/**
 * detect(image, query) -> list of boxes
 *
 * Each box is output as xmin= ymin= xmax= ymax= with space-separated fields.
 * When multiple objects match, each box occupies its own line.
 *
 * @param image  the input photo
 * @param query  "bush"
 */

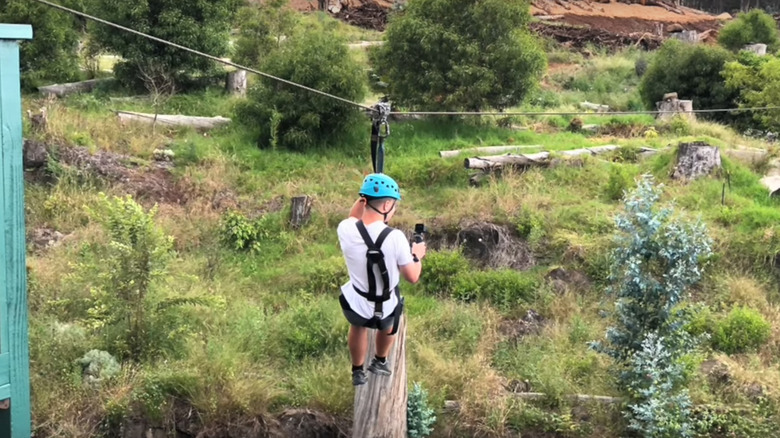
xmin=718 ymin=9 xmax=780 ymax=53
xmin=408 ymin=382 xmax=436 ymax=438
xmin=232 ymin=0 xmax=299 ymax=68
xmin=723 ymin=52 xmax=780 ymax=132
xmin=712 ymin=307 xmax=771 ymax=354
xmin=220 ymin=210 xmax=266 ymax=252
xmin=453 ymin=269 xmax=537 ymax=309
xmin=0 ymin=0 xmax=81 ymax=88
xmin=639 ymin=40 xmax=736 ymax=122
xmin=90 ymin=0 xmax=241 ymax=88
xmin=370 ymin=0 xmax=546 ymax=111
xmin=420 ymin=250 xmax=471 ymax=297
xmin=604 ymin=165 xmax=633 ymax=201
xmin=270 ymin=298 xmax=345 ymax=362
xmin=236 ymin=27 xmax=366 ymax=150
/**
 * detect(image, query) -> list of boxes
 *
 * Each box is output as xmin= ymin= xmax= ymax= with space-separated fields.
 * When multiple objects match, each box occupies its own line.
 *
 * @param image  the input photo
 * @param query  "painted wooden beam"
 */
xmin=0 ymin=23 xmax=33 ymax=438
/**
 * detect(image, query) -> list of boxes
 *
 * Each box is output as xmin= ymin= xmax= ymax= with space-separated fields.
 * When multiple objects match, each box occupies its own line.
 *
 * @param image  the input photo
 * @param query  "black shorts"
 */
xmin=339 ymin=293 xmax=397 ymax=331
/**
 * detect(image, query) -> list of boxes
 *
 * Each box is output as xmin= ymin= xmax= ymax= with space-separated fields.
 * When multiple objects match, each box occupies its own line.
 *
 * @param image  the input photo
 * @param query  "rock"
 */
xmin=457 ymin=222 xmax=535 ymax=270
xmin=746 ymin=382 xmax=765 ymax=401
xmin=23 ymin=139 xmax=49 ymax=168
xmin=700 ymin=359 xmax=730 ymax=385
xmin=153 ymin=148 xmax=175 ymax=162
xmin=546 ymin=267 xmax=591 ymax=293
xmin=29 ymin=228 xmax=65 ymax=251
xmin=500 ymin=309 xmax=546 ymax=341
xmin=666 ymin=23 xmax=684 ymax=33
xmin=278 ymin=409 xmax=346 ymax=438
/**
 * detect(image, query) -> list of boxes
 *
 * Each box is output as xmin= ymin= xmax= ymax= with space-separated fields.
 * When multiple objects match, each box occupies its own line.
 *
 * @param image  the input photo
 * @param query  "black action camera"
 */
xmin=413 ymin=223 xmax=428 ymax=244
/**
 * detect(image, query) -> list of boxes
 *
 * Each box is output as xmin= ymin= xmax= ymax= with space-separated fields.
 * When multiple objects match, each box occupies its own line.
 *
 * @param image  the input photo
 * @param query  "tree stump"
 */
xmin=671 ymin=142 xmax=721 ymax=181
xmin=226 ymin=70 xmax=248 ymax=97
xmin=671 ymin=30 xmax=698 ymax=44
xmin=743 ymin=44 xmax=767 ymax=56
xmin=656 ymin=96 xmax=694 ymax=121
xmin=289 ymin=196 xmax=312 ymax=229
xmin=352 ymin=316 xmax=407 ymax=438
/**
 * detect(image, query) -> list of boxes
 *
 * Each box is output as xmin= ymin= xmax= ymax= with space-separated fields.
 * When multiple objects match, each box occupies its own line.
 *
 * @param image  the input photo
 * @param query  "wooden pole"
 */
xmin=352 ymin=316 xmax=408 ymax=438
xmin=0 ymin=23 xmax=33 ymax=438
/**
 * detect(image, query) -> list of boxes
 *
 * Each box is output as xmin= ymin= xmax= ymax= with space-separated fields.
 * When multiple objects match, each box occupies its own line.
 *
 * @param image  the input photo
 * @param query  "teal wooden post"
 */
xmin=0 ymin=24 xmax=33 ymax=438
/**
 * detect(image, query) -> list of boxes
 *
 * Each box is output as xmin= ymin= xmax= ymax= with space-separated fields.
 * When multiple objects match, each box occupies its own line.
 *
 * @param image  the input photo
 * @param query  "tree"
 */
xmin=89 ymin=0 xmax=241 ymax=88
xmin=370 ymin=0 xmax=546 ymax=111
xmin=235 ymin=28 xmax=366 ymax=151
xmin=718 ymin=9 xmax=780 ymax=53
xmin=639 ymin=39 xmax=737 ymax=121
xmin=0 ymin=0 xmax=83 ymax=88
xmin=723 ymin=51 xmax=780 ymax=131
xmin=138 ymin=60 xmax=176 ymax=134
xmin=232 ymin=0 xmax=299 ymax=68
xmin=591 ymin=175 xmax=712 ymax=438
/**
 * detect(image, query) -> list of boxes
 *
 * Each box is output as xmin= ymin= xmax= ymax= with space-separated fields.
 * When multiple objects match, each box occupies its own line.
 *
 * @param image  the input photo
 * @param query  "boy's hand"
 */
xmin=412 ymin=242 xmax=427 ymax=260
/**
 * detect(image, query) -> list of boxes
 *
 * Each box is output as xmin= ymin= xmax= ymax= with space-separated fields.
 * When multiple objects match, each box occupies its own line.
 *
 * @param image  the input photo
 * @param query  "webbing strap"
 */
xmin=355 ymin=221 xmax=394 ymax=317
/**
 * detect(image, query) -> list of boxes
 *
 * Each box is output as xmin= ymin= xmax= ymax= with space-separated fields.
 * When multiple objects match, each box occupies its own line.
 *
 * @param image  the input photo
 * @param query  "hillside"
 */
xmin=17 ymin=3 xmax=780 ymax=438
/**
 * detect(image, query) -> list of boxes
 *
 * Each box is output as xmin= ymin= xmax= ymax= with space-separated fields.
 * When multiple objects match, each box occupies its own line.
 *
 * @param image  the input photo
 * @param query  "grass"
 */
xmin=22 ymin=39 xmax=780 ymax=438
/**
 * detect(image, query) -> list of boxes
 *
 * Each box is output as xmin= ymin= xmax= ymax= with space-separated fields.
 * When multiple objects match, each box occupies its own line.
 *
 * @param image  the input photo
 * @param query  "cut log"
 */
xmin=464 ymin=145 xmax=656 ymax=170
xmin=743 ymin=44 xmax=767 ymax=56
xmin=353 ymin=316 xmax=407 ymax=438
xmin=670 ymin=142 xmax=721 ymax=181
xmin=115 ymin=111 xmax=231 ymax=130
xmin=440 ymin=145 xmax=543 ymax=158
xmin=579 ymin=101 xmax=610 ymax=112
xmin=38 ymin=78 xmax=113 ymax=98
xmin=226 ymin=70 xmax=248 ymax=97
xmin=290 ymin=196 xmax=313 ymax=230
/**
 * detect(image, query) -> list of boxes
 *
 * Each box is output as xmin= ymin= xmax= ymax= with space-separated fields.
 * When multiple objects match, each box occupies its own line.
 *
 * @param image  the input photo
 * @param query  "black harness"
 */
xmin=353 ymin=220 xmax=404 ymax=335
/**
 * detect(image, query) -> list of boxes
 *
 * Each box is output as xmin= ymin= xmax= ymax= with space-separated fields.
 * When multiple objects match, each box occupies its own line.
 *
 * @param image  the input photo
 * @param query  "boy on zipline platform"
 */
xmin=337 ymin=173 xmax=427 ymax=386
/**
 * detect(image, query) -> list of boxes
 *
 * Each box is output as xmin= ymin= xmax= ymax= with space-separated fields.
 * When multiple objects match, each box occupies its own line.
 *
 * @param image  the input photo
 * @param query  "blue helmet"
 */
xmin=359 ymin=173 xmax=401 ymax=200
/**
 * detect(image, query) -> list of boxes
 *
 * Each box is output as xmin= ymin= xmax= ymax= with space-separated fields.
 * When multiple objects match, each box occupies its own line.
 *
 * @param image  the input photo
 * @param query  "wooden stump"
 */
xmin=671 ymin=142 xmax=721 ymax=181
xmin=290 ymin=196 xmax=312 ymax=230
xmin=743 ymin=44 xmax=767 ymax=56
xmin=353 ymin=316 xmax=407 ymax=438
xmin=226 ymin=70 xmax=248 ymax=97
xmin=671 ymin=30 xmax=698 ymax=43
xmin=657 ymin=97 xmax=694 ymax=121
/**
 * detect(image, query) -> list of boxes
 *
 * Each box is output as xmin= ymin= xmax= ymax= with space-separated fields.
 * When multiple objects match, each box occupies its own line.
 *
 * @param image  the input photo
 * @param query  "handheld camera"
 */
xmin=413 ymin=223 xmax=428 ymax=244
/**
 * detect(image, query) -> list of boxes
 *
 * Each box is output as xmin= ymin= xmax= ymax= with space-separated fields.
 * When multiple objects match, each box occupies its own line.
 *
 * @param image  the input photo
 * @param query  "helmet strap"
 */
xmin=366 ymin=200 xmax=396 ymax=223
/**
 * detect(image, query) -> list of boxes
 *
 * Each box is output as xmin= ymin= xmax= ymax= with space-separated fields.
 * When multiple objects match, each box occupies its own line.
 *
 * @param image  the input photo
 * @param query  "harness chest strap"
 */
xmin=354 ymin=220 xmax=394 ymax=318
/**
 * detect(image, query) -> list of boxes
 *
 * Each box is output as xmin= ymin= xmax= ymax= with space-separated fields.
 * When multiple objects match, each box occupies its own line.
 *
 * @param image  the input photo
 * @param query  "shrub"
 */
xmin=639 ymin=40 xmax=736 ymax=121
xmin=718 ymin=9 xmax=780 ymax=53
xmin=420 ymin=250 xmax=471 ymax=297
xmin=453 ymin=269 xmax=537 ymax=309
xmin=0 ymin=0 xmax=81 ymax=88
xmin=270 ymin=298 xmax=345 ymax=361
xmin=713 ymin=307 xmax=771 ymax=354
xmin=77 ymin=349 xmax=120 ymax=388
xmin=82 ymin=194 xmax=214 ymax=360
xmin=370 ymin=0 xmax=546 ymax=111
xmin=220 ymin=210 xmax=265 ymax=252
xmin=236 ymin=27 xmax=366 ymax=150
xmin=723 ymin=52 xmax=780 ymax=132
xmin=604 ymin=165 xmax=633 ymax=201
xmin=90 ymin=0 xmax=241 ymax=88
xmin=408 ymin=382 xmax=436 ymax=438
xmin=232 ymin=0 xmax=299 ymax=68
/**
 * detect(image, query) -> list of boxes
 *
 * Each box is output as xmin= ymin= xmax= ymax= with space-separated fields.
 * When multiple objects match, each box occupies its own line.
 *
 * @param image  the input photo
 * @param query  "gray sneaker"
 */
xmin=352 ymin=369 xmax=367 ymax=386
xmin=368 ymin=358 xmax=391 ymax=376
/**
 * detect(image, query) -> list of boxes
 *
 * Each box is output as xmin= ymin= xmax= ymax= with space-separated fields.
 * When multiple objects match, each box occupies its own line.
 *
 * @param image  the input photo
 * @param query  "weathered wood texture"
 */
xmin=352 ymin=316 xmax=407 ymax=438
xmin=38 ymin=78 xmax=112 ymax=98
xmin=116 ymin=111 xmax=231 ymax=130
xmin=464 ymin=145 xmax=656 ymax=170
xmin=743 ymin=44 xmax=767 ymax=56
xmin=0 ymin=26 xmax=33 ymax=438
xmin=440 ymin=145 xmax=543 ymax=158
xmin=657 ymin=98 xmax=694 ymax=121
xmin=670 ymin=142 xmax=721 ymax=180
xmin=226 ymin=70 xmax=248 ymax=97
xmin=290 ymin=196 xmax=312 ymax=229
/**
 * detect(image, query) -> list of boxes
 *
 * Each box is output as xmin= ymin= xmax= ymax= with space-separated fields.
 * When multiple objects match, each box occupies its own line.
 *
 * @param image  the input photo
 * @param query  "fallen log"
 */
xmin=38 ymin=78 xmax=113 ymax=98
xmin=579 ymin=101 xmax=610 ymax=112
xmin=115 ymin=111 xmax=231 ymax=130
xmin=464 ymin=145 xmax=656 ymax=170
xmin=440 ymin=145 xmax=543 ymax=158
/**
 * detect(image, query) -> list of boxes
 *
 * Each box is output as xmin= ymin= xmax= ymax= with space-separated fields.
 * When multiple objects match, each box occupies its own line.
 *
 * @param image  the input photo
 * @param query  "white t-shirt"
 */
xmin=337 ymin=217 xmax=414 ymax=319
